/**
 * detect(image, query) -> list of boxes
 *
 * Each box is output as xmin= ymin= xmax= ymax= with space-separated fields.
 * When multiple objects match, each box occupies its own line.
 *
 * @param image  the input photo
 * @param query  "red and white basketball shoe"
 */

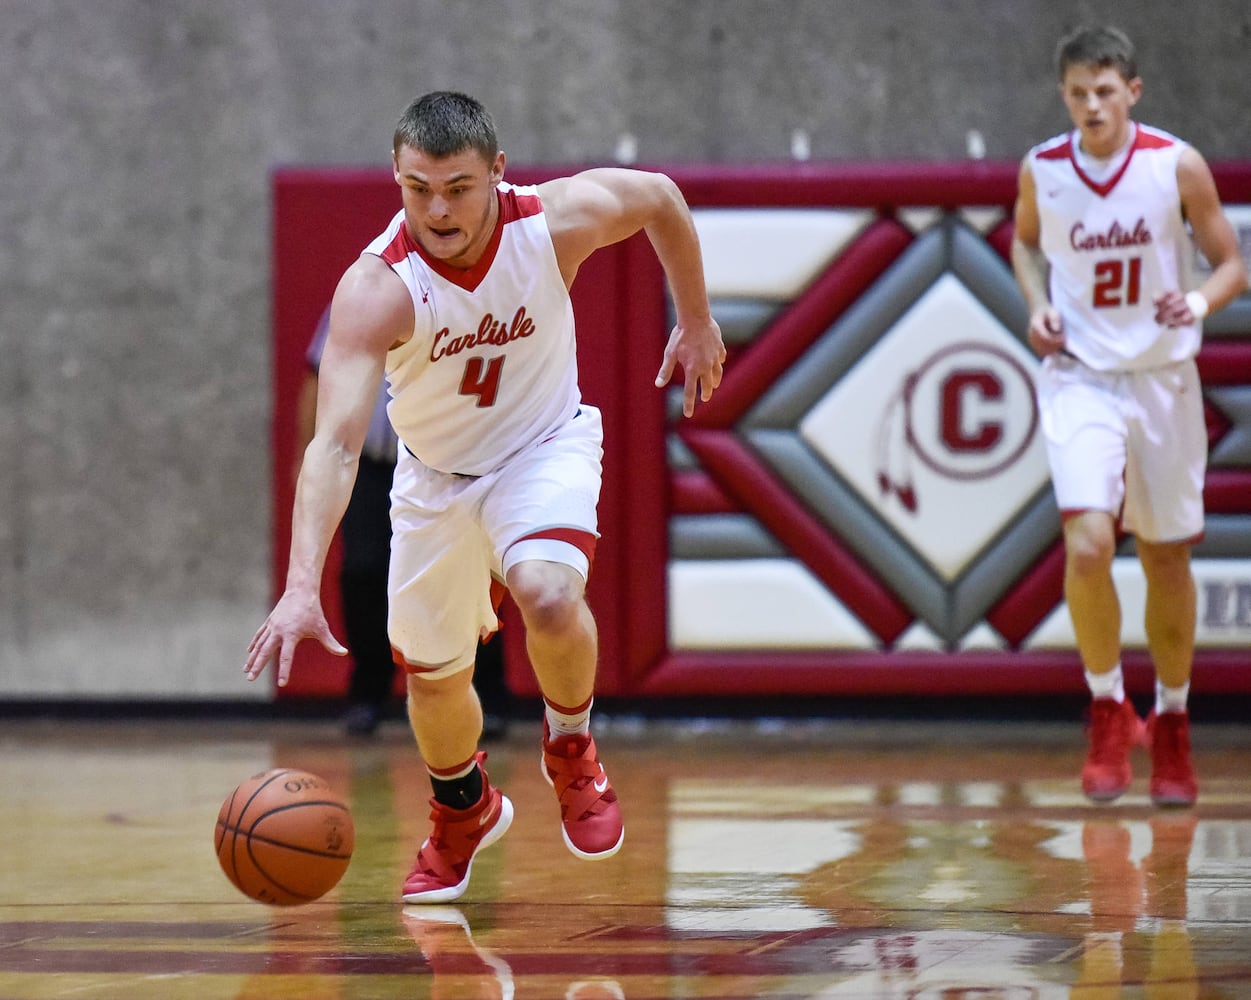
xmin=402 ymin=752 xmax=514 ymax=903
xmin=541 ymin=723 xmax=625 ymax=860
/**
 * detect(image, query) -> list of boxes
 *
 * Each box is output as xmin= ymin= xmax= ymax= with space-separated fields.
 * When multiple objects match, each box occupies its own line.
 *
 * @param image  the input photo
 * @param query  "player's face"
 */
xmin=393 ymin=144 xmax=505 ymax=268
xmin=1059 ymin=64 xmax=1141 ymax=158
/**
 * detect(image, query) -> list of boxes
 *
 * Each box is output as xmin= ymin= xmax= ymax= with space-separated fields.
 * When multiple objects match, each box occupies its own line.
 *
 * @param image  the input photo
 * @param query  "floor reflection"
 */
xmin=1 ymin=720 xmax=1249 ymax=999
xmin=659 ymin=767 xmax=1249 ymax=996
xmin=401 ymin=906 xmax=517 ymax=1000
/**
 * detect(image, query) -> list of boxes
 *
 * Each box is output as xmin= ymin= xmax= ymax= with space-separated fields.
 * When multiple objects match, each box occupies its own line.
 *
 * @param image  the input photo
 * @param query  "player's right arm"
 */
xmin=1010 ymin=158 xmax=1066 ymax=358
xmin=293 ymin=368 xmax=319 ymax=487
xmin=245 ymin=255 xmax=414 ymax=687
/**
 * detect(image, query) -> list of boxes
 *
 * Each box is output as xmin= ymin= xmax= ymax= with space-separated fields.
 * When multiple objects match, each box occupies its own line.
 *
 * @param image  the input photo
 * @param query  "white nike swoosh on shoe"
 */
xmin=478 ymin=804 xmax=497 ymax=827
xmin=593 ymin=776 xmax=608 ymax=793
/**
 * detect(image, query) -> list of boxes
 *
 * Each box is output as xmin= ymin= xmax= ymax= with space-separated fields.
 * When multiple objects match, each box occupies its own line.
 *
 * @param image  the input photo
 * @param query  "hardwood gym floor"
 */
xmin=2 ymin=712 xmax=1250 ymax=998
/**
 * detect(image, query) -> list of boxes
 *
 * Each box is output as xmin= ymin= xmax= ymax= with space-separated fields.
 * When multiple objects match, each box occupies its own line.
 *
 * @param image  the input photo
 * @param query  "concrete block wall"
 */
xmin=2 ymin=1 xmax=1248 ymax=699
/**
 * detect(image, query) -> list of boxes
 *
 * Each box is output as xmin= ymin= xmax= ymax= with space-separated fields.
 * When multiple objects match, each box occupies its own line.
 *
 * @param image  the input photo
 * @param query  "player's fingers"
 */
xmin=682 ymin=374 xmax=699 ymax=417
xmin=243 ymin=640 xmax=270 ymax=680
xmin=277 ymin=644 xmax=295 ymax=688
xmin=319 ymin=624 xmax=348 ymax=657
xmin=654 ymin=353 xmax=675 ymax=388
xmin=242 ymin=650 xmax=267 ymax=685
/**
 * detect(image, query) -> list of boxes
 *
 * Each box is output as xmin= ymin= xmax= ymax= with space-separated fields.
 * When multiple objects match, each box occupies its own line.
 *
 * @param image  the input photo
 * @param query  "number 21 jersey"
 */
xmin=1030 ymin=123 xmax=1199 ymax=372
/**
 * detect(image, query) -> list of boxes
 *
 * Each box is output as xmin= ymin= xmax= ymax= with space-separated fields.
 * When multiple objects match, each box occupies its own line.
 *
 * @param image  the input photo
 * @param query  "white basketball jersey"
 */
xmin=1029 ymin=124 xmax=1199 ymax=371
xmin=365 ymin=183 xmax=580 ymax=475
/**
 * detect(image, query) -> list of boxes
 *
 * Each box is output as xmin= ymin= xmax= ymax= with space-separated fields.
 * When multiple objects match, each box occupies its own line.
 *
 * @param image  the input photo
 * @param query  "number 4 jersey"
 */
xmin=1030 ymin=123 xmax=1200 ymax=372
xmin=368 ymin=182 xmax=580 ymax=475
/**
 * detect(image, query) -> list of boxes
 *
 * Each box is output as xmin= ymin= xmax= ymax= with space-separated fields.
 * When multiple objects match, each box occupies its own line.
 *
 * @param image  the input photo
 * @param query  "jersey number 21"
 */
xmin=1093 ymin=257 xmax=1142 ymax=308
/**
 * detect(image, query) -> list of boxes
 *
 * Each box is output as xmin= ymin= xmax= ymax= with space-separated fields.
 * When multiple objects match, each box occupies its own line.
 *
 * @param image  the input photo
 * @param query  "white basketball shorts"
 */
xmin=1035 ymin=353 xmax=1206 ymax=543
xmin=386 ymin=405 xmax=604 ymax=679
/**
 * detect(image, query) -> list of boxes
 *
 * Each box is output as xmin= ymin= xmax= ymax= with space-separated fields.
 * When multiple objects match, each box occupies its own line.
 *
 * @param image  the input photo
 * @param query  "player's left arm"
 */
xmin=543 ymin=168 xmax=726 ymax=416
xmin=1156 ymin=146 xmax=1248 ymax=326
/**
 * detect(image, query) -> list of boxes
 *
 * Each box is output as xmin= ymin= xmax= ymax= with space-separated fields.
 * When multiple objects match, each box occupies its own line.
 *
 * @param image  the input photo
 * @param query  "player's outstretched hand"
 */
xmin=655 ymin=315 xmax=727 ymax=417
xmin=244 ymin=590 xmax=347 ymax=688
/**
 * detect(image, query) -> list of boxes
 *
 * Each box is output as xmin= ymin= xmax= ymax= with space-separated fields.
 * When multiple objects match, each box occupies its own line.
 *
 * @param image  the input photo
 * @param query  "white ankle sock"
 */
xmin=1155 ymin=679 xmax=1190 ymax=715
xmin=1086 ymin=664 xmax=1125 ymax=702
xmin=545 ymin=696 xmax=592 ymax=738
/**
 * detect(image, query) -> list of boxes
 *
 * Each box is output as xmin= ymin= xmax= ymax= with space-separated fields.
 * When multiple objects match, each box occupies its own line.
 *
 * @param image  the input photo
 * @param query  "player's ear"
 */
xmin=1127 ymin=76 xmax=1142 ymax=106
xmin=490 ymin=151 xmax=506 ymax=187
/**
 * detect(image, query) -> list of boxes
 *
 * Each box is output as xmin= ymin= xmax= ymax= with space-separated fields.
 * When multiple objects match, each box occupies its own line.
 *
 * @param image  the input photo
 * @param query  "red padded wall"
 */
xmin=271 ymin=163 xmax=1251 ymax=700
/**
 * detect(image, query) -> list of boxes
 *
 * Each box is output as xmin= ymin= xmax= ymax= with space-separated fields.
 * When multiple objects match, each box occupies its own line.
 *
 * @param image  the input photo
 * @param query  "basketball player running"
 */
xmin=245 ymin=91 xmax=725 ymax=901
xmin=1011 ymin=26 xmax=1246 ymax=806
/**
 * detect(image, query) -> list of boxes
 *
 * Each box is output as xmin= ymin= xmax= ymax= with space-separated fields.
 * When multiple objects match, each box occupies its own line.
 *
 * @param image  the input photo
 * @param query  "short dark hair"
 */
xmin=392 ymin=91 xmax=499 ymax=161
xmin=1055 ymin=25 xmax=1138 ymax=81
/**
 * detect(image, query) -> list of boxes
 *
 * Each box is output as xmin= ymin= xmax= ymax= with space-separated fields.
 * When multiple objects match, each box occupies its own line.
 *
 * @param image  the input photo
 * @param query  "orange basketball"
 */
xmin=215 ymin=768 xmax=355 ymax=905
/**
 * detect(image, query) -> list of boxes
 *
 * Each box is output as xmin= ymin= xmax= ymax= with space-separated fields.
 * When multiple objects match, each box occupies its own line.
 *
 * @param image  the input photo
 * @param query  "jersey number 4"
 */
xmin=459 ymin=356 xmax=504 ymax=407
xmin=1093 ymin=257 xmax=1142 ymax=308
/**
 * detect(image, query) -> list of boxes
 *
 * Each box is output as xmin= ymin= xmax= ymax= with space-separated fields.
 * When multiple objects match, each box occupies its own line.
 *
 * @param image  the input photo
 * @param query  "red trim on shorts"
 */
xmin=392 ymin=644 xmax=441 ymax=676
xmin=544 ymin=694 xmax=593 ymax=715
xmin=513 ymin=527 xmax=598 ymax=567
xmin=1058 ymin=509 xmax=1205 ymax=546
xmin=1138 ymin=530 xmax=1205 ymax=546
xmin=393 ymin=583 xmax=508 ymax=673
xmin=490 ymin=578 xmax=507 ymax=614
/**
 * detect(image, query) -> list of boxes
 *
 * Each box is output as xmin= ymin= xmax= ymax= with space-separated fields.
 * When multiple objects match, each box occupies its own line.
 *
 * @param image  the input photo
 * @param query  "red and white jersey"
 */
xmin=365 ymin=182 xmax=580 ymax=475
xmin=1029 ymin=123 xmax=1199 ymax=371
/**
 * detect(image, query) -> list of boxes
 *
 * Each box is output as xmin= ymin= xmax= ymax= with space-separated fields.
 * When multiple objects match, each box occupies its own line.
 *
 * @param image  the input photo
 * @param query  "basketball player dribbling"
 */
xmin=245 ymin=91 xmax=725 ymax=902
xmin=1011 ymin=26 xmax=1247 ymax=806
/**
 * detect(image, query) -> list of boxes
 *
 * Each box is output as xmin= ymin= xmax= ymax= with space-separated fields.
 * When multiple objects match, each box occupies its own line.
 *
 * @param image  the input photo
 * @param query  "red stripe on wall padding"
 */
xmin=1198 ymin=340 xmax=1251 ymax=384
xmin=984 ymin=542 xmax=1066 ymax=647
xmin=688 ymin=219 xmax=914 ymax=429
xmin=681 ymin=428 xmax=913 ymax=643
xmin=667 ymin=161 xmax=1022 ymax=209
xmin=670 ymin=471 xmax=740 ymax=514
xmin=634 ymin=648 xmax=1251 ymax=696
xmin=1205 ymin=469 xmax=1251 ymax=513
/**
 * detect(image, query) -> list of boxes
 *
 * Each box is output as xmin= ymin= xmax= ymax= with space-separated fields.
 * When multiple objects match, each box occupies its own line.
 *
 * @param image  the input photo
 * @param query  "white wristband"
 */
xmin=1184 ymin=290 xmax=1210 ymax=321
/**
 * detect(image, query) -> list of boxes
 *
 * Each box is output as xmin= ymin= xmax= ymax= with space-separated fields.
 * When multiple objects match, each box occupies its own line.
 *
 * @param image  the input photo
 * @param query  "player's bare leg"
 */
xmin=1064 ymin=511 xmax=1142 ymax=801
xmin=1137 ymin=538 xmax=1199 ymax=805
xmin=507 ymin=558 xmax=624 ymax=859
xmin=407 ymin=669 xmax=485 ymax=769
xmin=402 ymin=666 xmax=513 ymax=903
xmin=506 ymin=560 xmax=598 ymax=707
xmin=1063 ymin=511 xmax=1122 ymax=677
xmin=1136 ymin=539 xmax=1196 ymax=690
